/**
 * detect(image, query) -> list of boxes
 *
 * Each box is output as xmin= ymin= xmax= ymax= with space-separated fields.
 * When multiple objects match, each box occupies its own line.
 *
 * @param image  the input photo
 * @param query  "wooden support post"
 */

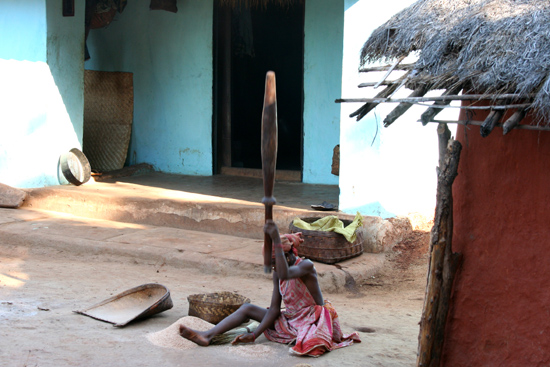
xmin=436 ymin=123 xmax=451 ymax=176
xmin=417 ymin=138 xmax=463 ymax=367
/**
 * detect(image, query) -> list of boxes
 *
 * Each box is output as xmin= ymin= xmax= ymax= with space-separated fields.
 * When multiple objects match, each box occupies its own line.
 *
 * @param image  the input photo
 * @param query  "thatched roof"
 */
xmin=345 ymin=0 xmax=550 ymax=133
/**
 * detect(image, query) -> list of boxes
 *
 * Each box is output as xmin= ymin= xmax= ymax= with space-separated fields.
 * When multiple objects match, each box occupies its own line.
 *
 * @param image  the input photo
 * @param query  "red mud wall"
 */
xmin=442 ymin=111 xmax=550 ymax=366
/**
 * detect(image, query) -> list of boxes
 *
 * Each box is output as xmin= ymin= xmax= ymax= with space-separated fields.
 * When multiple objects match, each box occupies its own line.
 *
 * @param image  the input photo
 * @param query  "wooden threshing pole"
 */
xmin=261 ymin=71 xmax=278 ymax=274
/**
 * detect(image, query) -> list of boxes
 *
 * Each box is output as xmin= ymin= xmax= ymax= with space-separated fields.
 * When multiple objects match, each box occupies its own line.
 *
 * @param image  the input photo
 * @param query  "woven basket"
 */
xmin=188 ymin=292 xmax=250 ymax=325
xmin=289 ymin=217 xmax=363 ymax=264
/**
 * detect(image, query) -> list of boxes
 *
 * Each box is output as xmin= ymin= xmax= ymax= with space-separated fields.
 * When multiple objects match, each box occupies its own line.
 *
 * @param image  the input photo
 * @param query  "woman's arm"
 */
xmin=254 ymin=272 xmax=282 ymax=337
xmin=264 ymin=220 xmax=325 ymax=305
xmin=265 ymin=220 xmax=315 ymax=280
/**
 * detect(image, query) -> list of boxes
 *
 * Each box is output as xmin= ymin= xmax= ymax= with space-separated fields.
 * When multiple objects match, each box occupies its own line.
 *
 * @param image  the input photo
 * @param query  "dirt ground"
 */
xmin=0 ymin=219 xmax=431 ymax=367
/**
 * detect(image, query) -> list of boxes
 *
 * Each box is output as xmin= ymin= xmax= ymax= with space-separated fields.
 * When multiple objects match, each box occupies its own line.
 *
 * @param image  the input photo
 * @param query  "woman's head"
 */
xmin=262 ymin=232 xmax=304 ymax=266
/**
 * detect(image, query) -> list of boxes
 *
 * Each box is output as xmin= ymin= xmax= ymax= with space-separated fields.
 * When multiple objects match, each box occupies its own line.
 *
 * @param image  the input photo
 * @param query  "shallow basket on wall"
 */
xmin=289 ymin=217 xmax=363 ymax=264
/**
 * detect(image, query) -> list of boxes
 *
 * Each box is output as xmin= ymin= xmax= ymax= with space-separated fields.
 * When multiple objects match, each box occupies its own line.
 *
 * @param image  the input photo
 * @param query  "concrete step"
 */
xmin=0 ymin=208 xmax=386 ymax=293
xmin=21 ymin=180 xmax=336 ymax=240
xmin=20 ymin=173 xmax=413 ymax=253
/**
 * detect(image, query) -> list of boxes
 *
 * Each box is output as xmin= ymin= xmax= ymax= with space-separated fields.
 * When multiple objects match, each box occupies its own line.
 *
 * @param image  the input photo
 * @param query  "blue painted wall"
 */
xmin=47 ymin=0 xmax=85 ymax=144
xmin=0 ymin=0 xmax=84 ymax=188
xmin=86 ymin=0 xmax=344 ymax=184
xmin=0 ymin=0 xmax=47 ymax=62
xmin=85 ymin=0 xmax=214 ymax=176
xmin=302 ymin=0 xmax=344 ymax=185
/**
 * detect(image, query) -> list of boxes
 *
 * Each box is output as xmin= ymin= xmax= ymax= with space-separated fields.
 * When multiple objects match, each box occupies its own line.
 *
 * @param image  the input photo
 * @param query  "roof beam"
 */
xmin=422 ymin=119 xmax=550 ymax=133
xmin=358 ymin=63 xmax=415 ymax=73
xmin=373 ymin=56 xmax=406 ymax=89
xmin=502 ymin=109 xmax=527 ymax=135
xmin=480 ymin=110 xmax=505 ymax=137
xmin=336 ymin=93 xmax=535 ymax=104
xmin=383 ymin=86 xmax=429 ymax=127
xmin=349 ymin=82 xmax=400 ymax=121
xmin=420 ymin=85 xmax=463 ymax=125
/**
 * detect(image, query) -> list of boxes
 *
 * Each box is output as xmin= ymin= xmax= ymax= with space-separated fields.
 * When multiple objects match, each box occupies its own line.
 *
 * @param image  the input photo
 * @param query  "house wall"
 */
xmin=46 ymin=0 xmax=85 ymax=144
xmin=302 ymin=0 xmax=343 ymax=185
xmin=86 ymin=0 xmax=344 ymax=183
xmin=442 ymin=111 xmax=550 ymax=365
xmin=338 ymin=0 xmax=458 ymax=218
xmin=85 ymin=0 xmax=214 ymax=176
xmin=0 ymin=0 xmax=84 ymax=188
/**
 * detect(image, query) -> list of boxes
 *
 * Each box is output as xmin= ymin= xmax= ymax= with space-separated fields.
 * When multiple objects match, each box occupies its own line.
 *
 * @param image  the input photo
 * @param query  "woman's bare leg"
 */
xmin=179 ymin=303 xmax=267 ymax=346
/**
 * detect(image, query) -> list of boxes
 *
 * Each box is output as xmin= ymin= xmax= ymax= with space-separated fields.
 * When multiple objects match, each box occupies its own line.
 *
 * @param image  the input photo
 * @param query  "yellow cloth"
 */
xmin=292 ymin=212 xmax=363 ymax=243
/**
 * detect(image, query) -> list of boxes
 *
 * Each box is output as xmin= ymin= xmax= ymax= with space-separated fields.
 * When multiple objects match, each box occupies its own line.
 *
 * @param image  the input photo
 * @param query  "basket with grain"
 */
xmin=187 ymin=292 xmax=250 ymax=325
xmin=289 ymin=217 xmax=363 ymax=264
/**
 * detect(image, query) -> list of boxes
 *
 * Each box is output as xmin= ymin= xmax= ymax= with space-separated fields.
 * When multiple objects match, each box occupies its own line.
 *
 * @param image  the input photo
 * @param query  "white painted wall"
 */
xmin=0 ymin=0 xmax=84 ymax=188
xmin=85 ymin=0 xmax=214 ymax=176
xmin=302 ymin=0 xmax=344 ymax=185
xmin=339 ymin=0 xmax=458 ymax=218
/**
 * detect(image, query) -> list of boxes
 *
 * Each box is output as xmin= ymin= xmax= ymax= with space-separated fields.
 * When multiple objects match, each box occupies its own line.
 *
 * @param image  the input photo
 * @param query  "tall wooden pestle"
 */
xmin=261 ymin=71 xmax=278 ymax=273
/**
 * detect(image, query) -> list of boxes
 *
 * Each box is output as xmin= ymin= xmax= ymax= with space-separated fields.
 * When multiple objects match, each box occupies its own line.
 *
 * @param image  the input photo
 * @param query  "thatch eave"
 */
xmin=351 ymin=0 xmax=550 ymax=130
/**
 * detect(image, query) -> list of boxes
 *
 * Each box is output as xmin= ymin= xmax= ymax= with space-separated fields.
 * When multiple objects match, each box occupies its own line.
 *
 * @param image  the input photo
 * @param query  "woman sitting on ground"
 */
xmin=179 ymin=220 xmax=360 ymax=357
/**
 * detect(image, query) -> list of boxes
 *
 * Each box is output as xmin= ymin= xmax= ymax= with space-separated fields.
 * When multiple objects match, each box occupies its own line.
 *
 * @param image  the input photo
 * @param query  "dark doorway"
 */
xmin=213 ymin=2 xmax=304 ymax=178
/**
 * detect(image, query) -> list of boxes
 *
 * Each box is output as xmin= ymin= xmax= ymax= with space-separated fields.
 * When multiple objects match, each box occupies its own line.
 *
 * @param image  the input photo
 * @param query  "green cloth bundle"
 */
xmin=292 ymin=212 xmax=363 ymax=243
xmin=210 ymin=321 xmax=259 ymax=345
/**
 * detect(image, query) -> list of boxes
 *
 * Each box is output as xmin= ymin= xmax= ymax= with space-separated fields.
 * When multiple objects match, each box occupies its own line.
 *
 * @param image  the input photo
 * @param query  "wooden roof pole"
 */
xmin=350 ymin=71 xmax=413 ymax=121
xmin=420 ymin=85 xmax=463 ymax=126
xmin=358 ymin=63 xmax=416 ymax=73
xmin=373 ymin=56 xmax=406 ymax=89
xmin=422 ymin=119 xmax=550 ymax=132
xmin=480 ymin=110 xmax=505 ymax=137
xmin=336 ymin=93 xmax=536 ymax=104
xmin=349 ymin=82 xmax=401 ymax=121
xmin=383 ymin=86 xmax=429 ymax=127
xmin=503 ymin=109 xmax=527 ymax=135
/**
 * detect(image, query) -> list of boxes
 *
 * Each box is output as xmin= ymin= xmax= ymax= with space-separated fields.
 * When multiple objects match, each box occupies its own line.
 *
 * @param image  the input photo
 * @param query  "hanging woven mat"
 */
xmin=289 ymin=217 xmax=363 ymax=264
xmin=83 ymin=70 xmax=133 ymax=172
xmin=188 ymin=292 xmax=250 ymax=325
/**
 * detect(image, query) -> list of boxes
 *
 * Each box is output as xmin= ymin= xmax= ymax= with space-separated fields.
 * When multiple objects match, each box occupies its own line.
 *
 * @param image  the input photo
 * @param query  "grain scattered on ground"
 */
xmin=224 ymin=342 xmax=278 ymax=358
xmin=146 ymin=316 xmax=213 ymax=350
xmin=147 ymin=316 xmax=284 ymax=360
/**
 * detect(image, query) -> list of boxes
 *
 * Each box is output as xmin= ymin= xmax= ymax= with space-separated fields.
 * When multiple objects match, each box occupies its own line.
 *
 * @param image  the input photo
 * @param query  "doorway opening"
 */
xmin=213 ymin=1 xmax=305 ymax=180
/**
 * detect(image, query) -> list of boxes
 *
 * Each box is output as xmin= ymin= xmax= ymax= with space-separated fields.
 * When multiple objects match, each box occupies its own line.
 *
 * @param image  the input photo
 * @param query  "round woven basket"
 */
xmin=187 ymin=292 xmax=250 ymax=325
xmin=289 ymin=217 xmax=364 ymax=264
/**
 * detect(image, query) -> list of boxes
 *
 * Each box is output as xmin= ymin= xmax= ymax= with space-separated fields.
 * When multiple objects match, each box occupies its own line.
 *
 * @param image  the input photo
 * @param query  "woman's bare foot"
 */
xmin=179 ymin=325 xmax=211 ymax=346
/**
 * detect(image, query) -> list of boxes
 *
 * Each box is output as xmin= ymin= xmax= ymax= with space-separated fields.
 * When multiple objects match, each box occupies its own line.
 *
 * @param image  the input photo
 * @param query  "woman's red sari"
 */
xmin=264 ymin=258 xmax=361 ymax=357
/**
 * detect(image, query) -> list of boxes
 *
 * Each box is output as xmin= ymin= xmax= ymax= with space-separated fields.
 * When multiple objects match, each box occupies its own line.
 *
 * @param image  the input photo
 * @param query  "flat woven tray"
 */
xmin=188 ymin=292 xmax=250 ymax=325
xmin=74 ymin=283 xmax=173 ymax=327
xmin=289 ymin=217 xmax=363 ymax=264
